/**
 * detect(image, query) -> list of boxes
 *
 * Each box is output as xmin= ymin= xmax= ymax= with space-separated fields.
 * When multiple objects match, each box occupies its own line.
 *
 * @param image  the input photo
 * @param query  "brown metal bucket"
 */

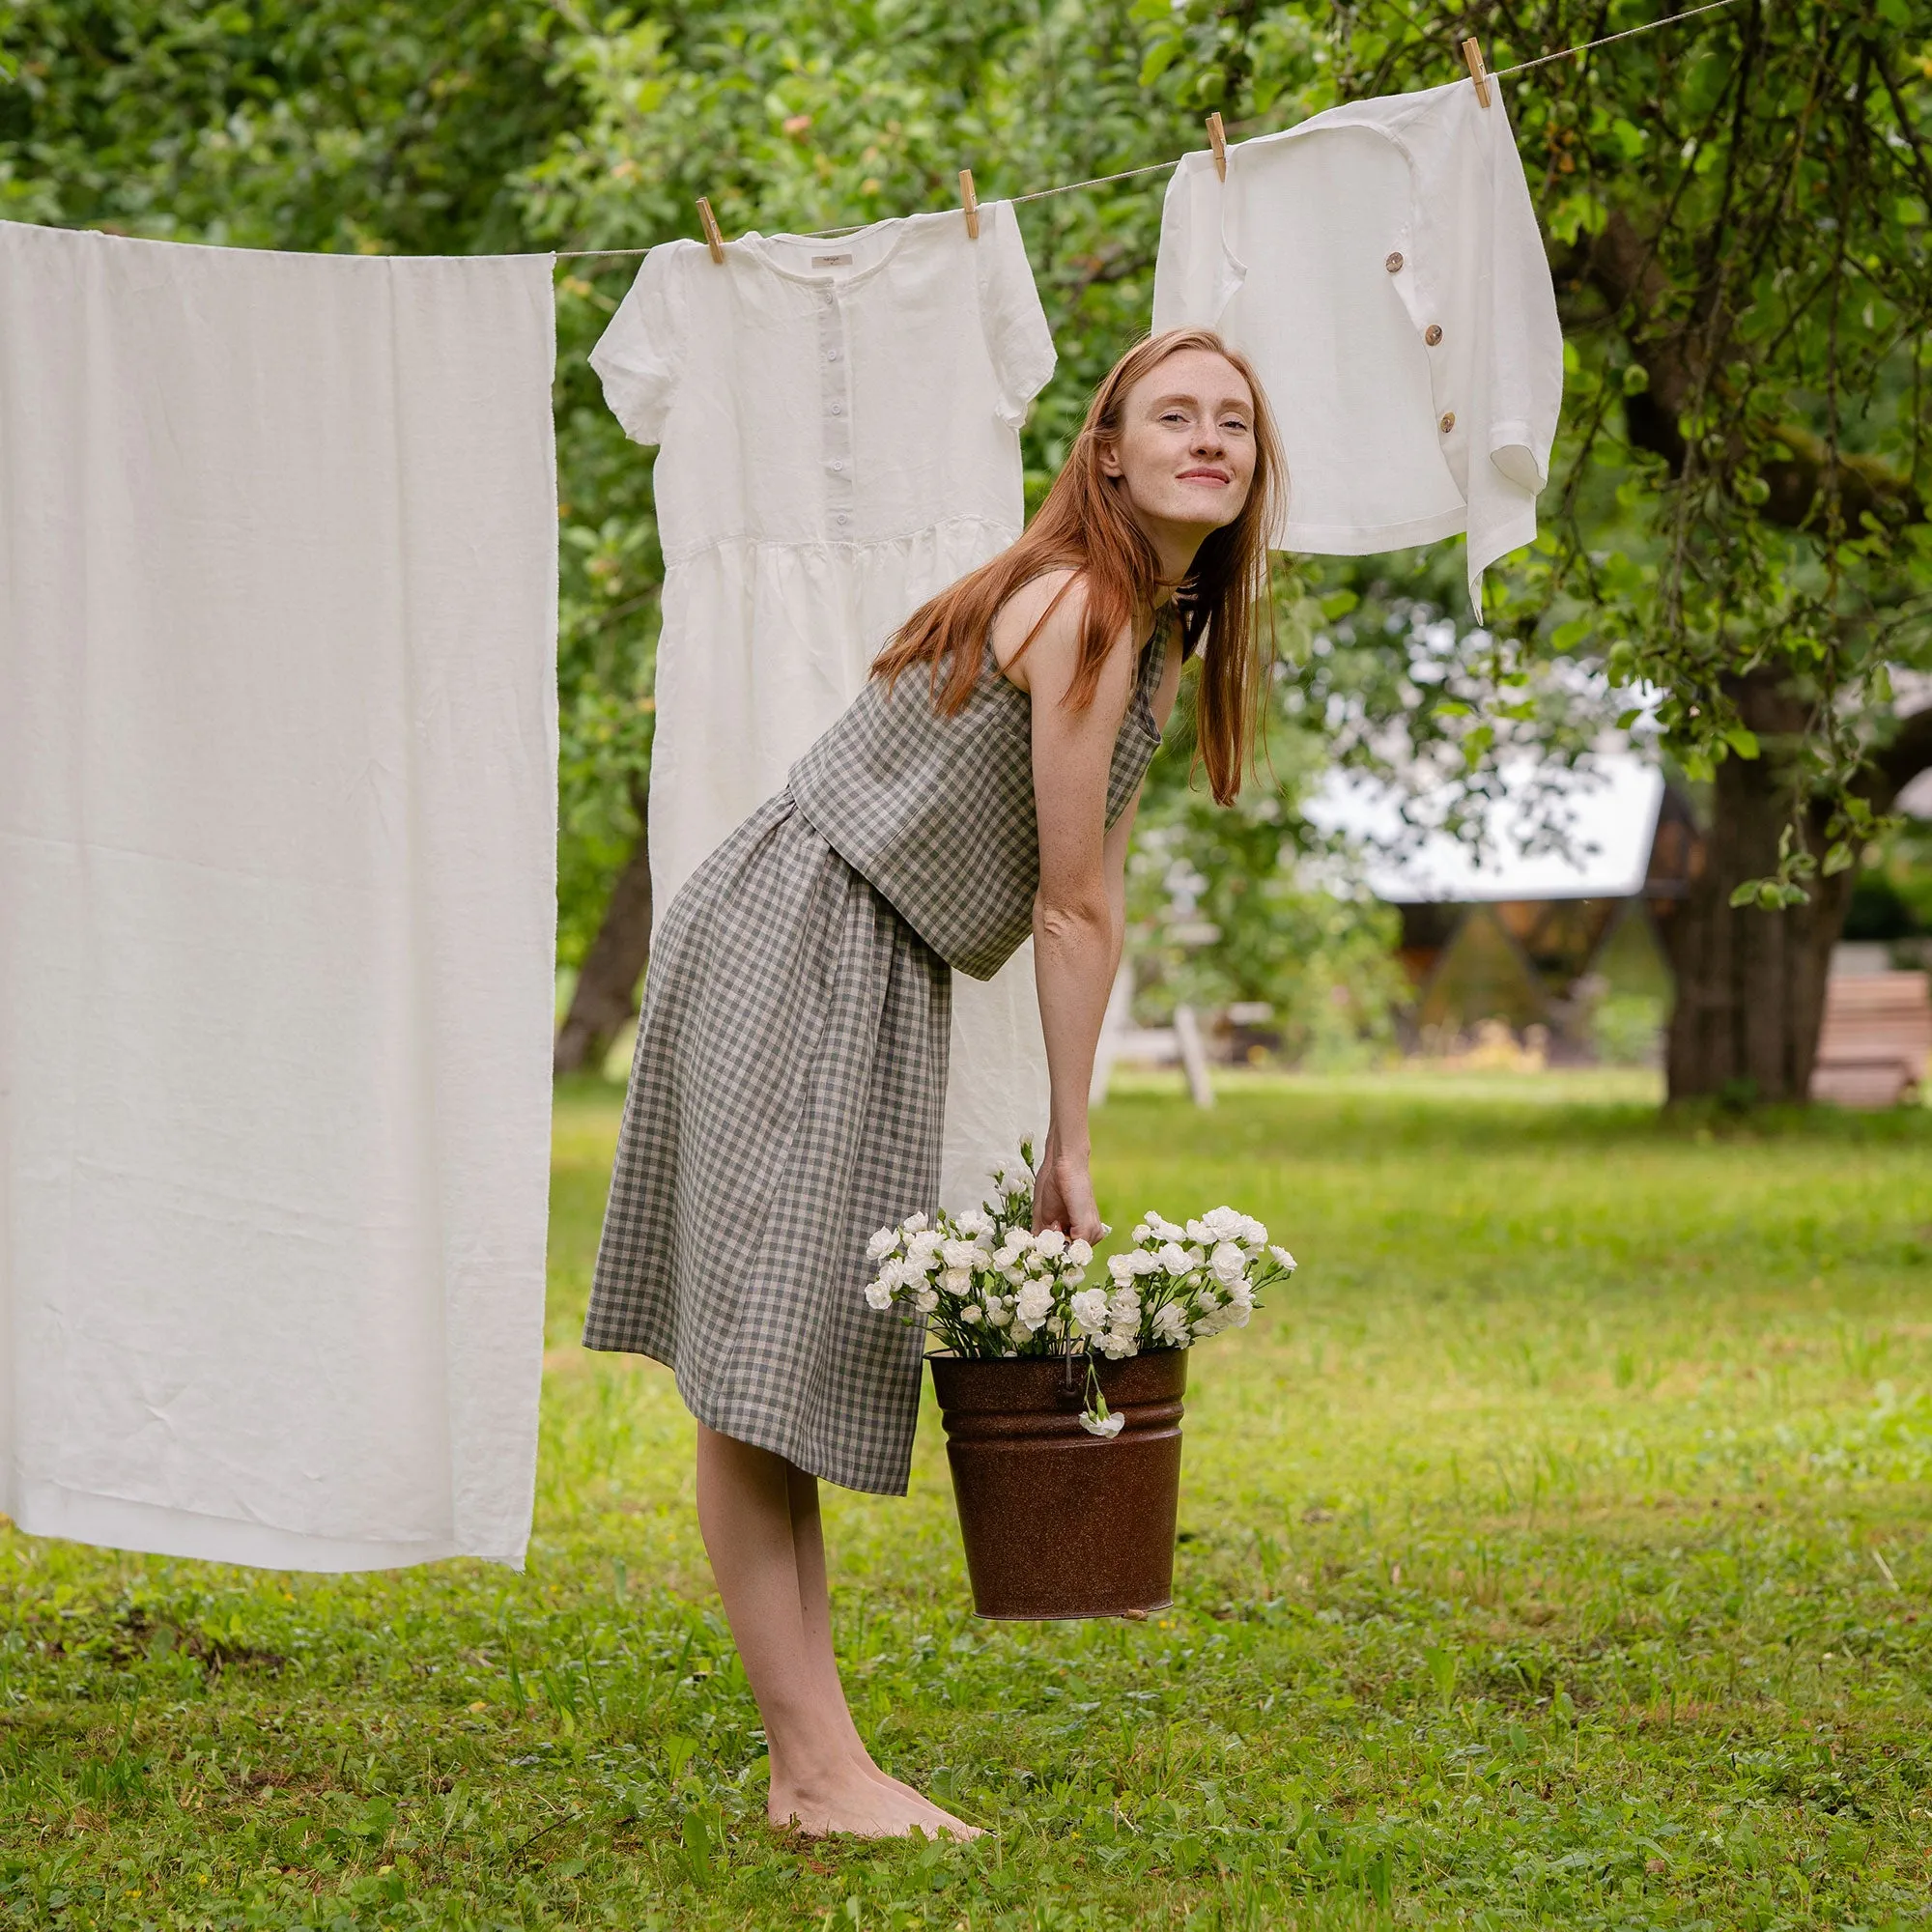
xmin=927 ymin=1349 xmax=1187 ymax=1619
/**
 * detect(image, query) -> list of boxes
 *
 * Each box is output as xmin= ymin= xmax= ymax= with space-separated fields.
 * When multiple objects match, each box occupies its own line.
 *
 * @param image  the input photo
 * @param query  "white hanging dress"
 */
xmin=590 ymin=204 xmax=1057 ymax=1209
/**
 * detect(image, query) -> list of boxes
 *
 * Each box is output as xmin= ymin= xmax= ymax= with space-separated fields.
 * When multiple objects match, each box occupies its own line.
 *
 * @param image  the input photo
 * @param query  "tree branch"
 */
xmin=1577 ymin=209 xmax=1926 ymax=534
xmin=1865 ymin=705 xmax=1932 ymax=811
xmin=1756 ymin=423 xmax=1921 ymax=536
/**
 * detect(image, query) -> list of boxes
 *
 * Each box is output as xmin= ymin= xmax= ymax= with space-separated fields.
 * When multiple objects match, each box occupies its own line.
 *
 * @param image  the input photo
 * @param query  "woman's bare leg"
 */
xmin=782 ymin=1464 xmax=976 ymax=1822
xmin=693 ymin=1424 xmax=978 ymax=1838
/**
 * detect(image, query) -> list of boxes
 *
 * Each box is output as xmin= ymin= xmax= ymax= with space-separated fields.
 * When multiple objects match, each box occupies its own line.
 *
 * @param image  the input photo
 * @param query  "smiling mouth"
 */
xmin=1178 ymin=469 xmax=1231 ymax=484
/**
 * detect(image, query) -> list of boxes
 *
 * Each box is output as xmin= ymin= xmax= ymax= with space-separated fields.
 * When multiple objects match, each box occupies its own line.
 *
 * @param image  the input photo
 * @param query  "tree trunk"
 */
xmin=553 ymin=806 xmax=653 ymax=1078
xmin=1656 ymin=673 xmax=1853 ymax=1102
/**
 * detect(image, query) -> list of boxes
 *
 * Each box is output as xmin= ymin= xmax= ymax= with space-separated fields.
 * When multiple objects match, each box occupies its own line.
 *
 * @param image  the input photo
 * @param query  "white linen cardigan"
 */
xmin=1152 ymin=76 xmax=1563 ymax=615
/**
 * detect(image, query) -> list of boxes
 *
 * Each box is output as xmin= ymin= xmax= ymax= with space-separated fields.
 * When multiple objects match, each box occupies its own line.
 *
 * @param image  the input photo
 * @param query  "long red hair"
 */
xmin=870 ymin=327 xmax=1285 ymax=805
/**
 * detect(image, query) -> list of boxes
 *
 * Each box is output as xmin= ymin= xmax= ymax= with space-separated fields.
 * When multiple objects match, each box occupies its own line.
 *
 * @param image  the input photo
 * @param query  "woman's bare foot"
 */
xmin=770 ymin=1753 xmax=981 ymax=1840
xmin=860 ymin=1760 xmax=982 ymax=1838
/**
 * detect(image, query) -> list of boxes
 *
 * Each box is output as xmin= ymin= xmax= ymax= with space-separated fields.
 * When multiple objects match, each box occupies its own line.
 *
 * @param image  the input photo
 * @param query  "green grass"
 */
xmin=7 ymin=1071 xmax=1932 ymax=1929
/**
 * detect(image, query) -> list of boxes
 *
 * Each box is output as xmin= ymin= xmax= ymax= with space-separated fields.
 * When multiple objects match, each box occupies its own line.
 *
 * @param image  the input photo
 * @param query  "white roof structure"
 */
xmin=1305 ymin=753 xmax=1665 ymax=902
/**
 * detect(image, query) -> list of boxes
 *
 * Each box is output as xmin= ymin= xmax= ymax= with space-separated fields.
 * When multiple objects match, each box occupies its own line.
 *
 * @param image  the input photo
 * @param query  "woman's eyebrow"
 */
xmin=1148 ymin=391 xmax=1254 ymax=415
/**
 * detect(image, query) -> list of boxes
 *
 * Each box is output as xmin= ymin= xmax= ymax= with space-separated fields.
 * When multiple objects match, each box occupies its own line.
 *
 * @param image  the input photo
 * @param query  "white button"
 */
xmin=828 ymin=459 xmax=846 ymax=472
xmin=829 ymin=402 xmax=844 ymax=415
xmin=836 ymin=513 xmax=851 ymax=526
xmin=825 ymin=349 xmax=840 ymax=362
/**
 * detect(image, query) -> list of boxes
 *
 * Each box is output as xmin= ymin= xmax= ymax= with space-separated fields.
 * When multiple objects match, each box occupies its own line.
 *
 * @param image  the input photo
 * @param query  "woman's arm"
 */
xmin=1001 ymin=579 xmax=1140 ymax=1241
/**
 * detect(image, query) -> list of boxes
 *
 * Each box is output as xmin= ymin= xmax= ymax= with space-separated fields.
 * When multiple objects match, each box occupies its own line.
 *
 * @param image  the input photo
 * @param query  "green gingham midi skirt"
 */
xmin=582 ymin=788 xmax=950 ymax=1495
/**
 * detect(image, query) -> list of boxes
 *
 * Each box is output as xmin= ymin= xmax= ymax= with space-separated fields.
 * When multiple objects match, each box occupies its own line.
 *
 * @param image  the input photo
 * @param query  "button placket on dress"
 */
xmin=816 ymin=283 xmax=856 ymax=537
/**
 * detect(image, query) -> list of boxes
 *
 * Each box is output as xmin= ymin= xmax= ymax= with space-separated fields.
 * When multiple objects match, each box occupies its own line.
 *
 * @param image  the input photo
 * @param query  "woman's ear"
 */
xmin=1096 ymin=437 xmax=1123 ymax=480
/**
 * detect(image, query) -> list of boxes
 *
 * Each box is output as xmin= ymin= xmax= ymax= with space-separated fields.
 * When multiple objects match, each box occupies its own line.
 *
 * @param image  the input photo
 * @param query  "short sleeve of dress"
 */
xmin=588 ymin=241 xmax=690 ymax=446
xmin=975 ymin=202 xmax=1056 ymax=428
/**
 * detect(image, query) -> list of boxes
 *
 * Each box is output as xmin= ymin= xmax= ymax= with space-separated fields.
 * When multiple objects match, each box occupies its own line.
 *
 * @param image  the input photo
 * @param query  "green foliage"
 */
xmin=0 ymin=1 xmax=567 ymax=251
xmin=1588 ymin=989 xmax=1666 ymax=1066
xmin=6 ymin=1076 xmax=1932 ymax=1924
xmin=1127 ymin=782 xmax=1406 ymax=1066
xmin=1845 ymin=818 xmax=1932 ymax=941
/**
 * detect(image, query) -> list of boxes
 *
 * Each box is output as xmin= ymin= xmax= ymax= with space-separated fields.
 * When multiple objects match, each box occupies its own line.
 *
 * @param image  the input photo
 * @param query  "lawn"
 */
xmin=6 ymin=1071 xmax=1932 ymax=1929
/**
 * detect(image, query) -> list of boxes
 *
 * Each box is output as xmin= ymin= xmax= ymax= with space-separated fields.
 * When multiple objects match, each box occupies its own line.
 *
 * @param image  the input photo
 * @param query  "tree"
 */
xmin=1137 ymin=0 xmax=1932 ymax=1101
xmin=0 ymin=2 xmax=568 ymax=252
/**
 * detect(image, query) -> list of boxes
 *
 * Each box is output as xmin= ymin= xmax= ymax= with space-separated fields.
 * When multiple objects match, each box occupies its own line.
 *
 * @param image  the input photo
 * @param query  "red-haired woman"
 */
xmin=585 ymin=327 xmax=1284 ymax=1838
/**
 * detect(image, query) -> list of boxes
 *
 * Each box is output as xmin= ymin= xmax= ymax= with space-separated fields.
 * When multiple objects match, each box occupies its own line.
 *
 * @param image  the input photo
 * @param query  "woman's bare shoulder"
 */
xmin=990 ymin=568 xmax=1139 ymax=695
xmin=990 ymin=569 xmax=1085 ymax=676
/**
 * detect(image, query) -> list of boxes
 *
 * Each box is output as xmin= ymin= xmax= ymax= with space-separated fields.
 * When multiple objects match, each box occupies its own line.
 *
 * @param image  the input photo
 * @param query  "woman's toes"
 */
xmin=768 ymin=1769 xmax=981 ymax=1840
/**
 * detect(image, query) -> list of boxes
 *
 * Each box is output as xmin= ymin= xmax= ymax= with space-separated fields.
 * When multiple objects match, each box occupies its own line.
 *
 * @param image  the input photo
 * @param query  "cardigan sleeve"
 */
xmin=1484 ymin=97 xmax=1564 ymax=496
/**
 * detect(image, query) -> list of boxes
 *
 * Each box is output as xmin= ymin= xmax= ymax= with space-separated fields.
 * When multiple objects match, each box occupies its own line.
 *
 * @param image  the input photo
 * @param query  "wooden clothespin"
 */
xmin=1206 ymin=111 xmax=1228 ymax=182
xmin=958 ymin=168 xmax=980 ymax=241
xmin=696 ymin=195 xmax=725 ymax=264
xmin=1461 ymin=36 xmax=1492 ymax=107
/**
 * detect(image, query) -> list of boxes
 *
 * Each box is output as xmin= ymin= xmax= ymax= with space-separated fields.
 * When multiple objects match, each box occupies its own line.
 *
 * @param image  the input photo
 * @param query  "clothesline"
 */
xmin=553 ymin=0 xmax=1743 ymax=265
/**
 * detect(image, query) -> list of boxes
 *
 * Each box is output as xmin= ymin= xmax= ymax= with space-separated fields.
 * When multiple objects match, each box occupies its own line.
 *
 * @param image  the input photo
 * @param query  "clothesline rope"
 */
xmin=1489 ymin=0 xmax=1741 ymax=78
xmin=553 ymin=0 xmax=1743 ymax=264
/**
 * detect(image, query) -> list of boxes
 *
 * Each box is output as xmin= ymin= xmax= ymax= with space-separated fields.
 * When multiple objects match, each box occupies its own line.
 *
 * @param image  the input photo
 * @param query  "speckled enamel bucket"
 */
xmin=927 ymin=1349 xmax=1187 ymax=1619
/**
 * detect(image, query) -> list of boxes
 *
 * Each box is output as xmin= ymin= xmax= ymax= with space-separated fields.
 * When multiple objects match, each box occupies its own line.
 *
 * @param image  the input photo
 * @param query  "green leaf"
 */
xmin=680 ymin=1804 xmax=714 ymax=1886
xmin=1138 ymin=38 xmax=1180 ymax=88
xmin=1721 ymin=726 xmax=1760 ymax=761
xmin=1729 ymin=879 xmax=1764 ymax=909
xmin=1822 ymin=841 xmax=1855 ymax=876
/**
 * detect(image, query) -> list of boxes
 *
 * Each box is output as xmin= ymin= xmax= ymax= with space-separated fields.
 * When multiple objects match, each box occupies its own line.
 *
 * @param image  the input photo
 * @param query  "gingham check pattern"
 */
xmin=584 ymin=791 xmax=951 ymax=1494
xmin=583 ymin=619 xmax=1172 ymax=1495
xmin=788 ymin=618 xmax=1170 ymax=980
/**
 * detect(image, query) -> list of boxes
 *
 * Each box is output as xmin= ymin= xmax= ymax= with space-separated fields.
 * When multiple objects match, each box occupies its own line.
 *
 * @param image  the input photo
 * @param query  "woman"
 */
xmin=584 ymin=327 xmax=1284 ymax=1838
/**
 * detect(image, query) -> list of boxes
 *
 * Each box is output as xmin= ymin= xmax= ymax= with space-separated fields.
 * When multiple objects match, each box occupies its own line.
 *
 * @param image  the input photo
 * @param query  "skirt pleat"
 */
xmin=583 ymin=789 xmax=951 ymax=1495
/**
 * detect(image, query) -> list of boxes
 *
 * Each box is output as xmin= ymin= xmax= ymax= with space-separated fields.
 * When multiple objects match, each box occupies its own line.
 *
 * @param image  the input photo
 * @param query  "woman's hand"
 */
xmin=1033 ymin=1136 xmax=1103 ymax=1243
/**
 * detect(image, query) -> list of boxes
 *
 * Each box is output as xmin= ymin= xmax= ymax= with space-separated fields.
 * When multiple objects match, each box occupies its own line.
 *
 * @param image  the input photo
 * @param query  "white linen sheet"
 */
xmin=0 ymin=221 xmax=559 ymax=1570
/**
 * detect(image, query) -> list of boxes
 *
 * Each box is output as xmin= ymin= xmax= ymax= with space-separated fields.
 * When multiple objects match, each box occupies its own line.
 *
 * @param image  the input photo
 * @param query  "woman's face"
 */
xmin=1100 ymin=349 xmax=1257 ymax=542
